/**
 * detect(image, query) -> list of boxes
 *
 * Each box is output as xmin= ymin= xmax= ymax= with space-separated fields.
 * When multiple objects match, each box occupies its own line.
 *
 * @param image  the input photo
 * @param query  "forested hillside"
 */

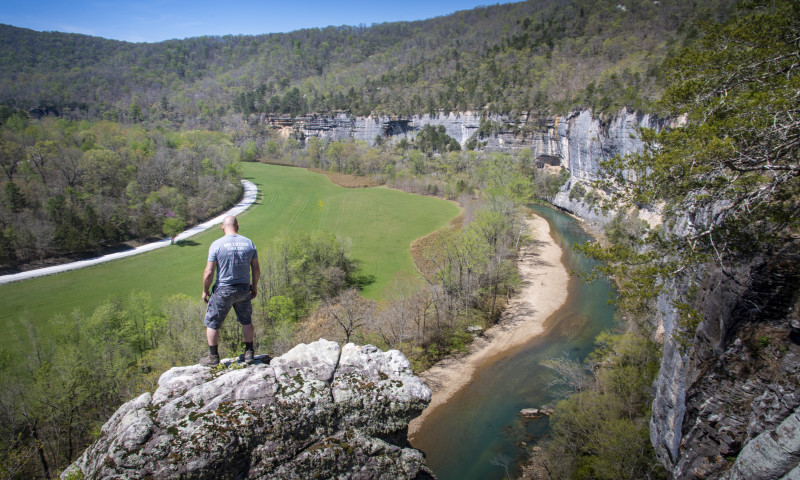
xmin=1 ymin=0 xmax=734 ymax=127
xmin=0 ymin=116 xmax=242 ymax=269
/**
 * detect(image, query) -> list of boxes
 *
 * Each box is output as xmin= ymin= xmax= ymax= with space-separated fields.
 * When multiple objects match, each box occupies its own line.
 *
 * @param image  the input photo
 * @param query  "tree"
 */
xmin=306 ymin=137 xmax=323 ymax=167
xmin=129 ymin=102 xmax=143 ymax=122
xmin=375 ymin=274 xmax=423 ymax=348
xmin=322 ymin=289 xmax=374 ymax=343
xmin=600 ymin=0 xmax=800 ymax=271
xmin=3 ymin=181 xmax=25 ymax=213
xmin=26 ymin=140 xmax=57 ymax=185
xmin=490 ymin=453 xmax=511 ymax=479
xmin=477 ymin=153 xmax=532 ymax=206
xmin=264 ymin=295 xmax=298 ymax=355
xmin=541 ymin=354 xmax=593 ymax=398
xmin=266 ymin=295 xmax=296 ymax=324
xmin=544 ymin=332 xmax=663 ymax=480
xmin=264 ymin=140 xmax=280 ymax=159
xmin=162 ymin=216 xmax=185 ymax=244
xmin=326 ymin=142 xmax=346 ymax=171
xmin=532 ymin=167 xmax=569 ymax=201
xmin=415 ymin=124 xmax=460 ymax=155
xmin=51 ymin=146 xmax=84 ymax=188
xmin=0 ymin=136 xmax=23 ymax=181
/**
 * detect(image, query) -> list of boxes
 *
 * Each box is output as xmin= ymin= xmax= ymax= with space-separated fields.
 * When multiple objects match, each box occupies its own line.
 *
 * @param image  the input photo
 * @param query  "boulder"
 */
xmin=61 ymin=339 xmax=434 ymax=479
xmin=520 ymin=406 xmax=553 ymax=417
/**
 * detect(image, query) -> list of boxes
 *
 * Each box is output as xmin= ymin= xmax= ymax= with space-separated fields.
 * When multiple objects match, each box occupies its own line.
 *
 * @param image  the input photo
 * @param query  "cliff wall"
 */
xmin=550 ymin=111 xmax=800 ymax=479
xmin=280 ymin=110 xmax=661 ymax=172
xmin=279 ymin=108 xmax=664 ymax=225
xmin=61 ymin=339 xmax=434 ymax=480
xmin=651 ymin=254 xmax=800 ymax=479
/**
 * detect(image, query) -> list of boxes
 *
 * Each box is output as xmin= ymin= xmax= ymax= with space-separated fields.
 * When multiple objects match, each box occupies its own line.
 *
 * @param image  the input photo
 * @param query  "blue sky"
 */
xmin=0 ymin=1 xmax=517 ymax=43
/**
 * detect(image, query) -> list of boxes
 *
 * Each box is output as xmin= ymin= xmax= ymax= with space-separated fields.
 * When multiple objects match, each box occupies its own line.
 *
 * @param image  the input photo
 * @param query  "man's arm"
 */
xmin=250 ymin=257 xmax=260 ymax=298
xmin=202 ymin=261 xmax=215 ymax=303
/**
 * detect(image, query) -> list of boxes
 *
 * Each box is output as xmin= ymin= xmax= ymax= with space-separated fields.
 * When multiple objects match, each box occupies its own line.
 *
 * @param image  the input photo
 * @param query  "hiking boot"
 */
xmin=199 ymin=353 xmax=220 ymax=367
xmin=243 ymin=349 xmax=255 ymax=365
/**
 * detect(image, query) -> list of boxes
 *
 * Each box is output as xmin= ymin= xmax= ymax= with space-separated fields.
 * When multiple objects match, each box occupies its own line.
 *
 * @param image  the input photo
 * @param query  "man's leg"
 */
xmin=199 ymin=327 xmax=221 ymax=366
xmin=201 ymin=288 xmax=232 ymax=366
xmin=207 ymin=327 xmax=220 ymax=347
xmin=241 ymin=323 xmax=255 ymax=364
xmin=233 ymin=294 xmax=255 ymax=363
xmin=200 ymin=326 xmax=221 ymax=366
xmin=242 ymin=323 xmax=254 ymax=343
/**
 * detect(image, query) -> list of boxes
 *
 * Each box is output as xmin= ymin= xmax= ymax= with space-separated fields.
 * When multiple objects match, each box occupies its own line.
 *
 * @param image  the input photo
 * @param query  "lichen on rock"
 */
xmin=61 ymin=339 xmax=434 ymax=479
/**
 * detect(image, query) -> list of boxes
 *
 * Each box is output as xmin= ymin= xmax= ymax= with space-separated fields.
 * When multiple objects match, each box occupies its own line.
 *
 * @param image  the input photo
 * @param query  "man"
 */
xmin=199 ymin=215 xmax=260 ymax=366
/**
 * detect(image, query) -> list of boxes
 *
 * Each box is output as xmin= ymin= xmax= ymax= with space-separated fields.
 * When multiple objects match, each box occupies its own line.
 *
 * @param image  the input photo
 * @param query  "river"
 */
xmin=409 ymin=204 xmax=617 ymax=479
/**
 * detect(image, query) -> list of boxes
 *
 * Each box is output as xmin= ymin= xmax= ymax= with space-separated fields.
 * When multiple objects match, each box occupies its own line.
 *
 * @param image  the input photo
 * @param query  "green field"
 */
xmin=0 ymin=163 xmax=459 ymax=353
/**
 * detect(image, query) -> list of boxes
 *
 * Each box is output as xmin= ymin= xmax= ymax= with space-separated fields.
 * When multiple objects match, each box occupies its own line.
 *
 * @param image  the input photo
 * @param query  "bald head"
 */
xmin=221 ymin=215 xmax=239 ymax=234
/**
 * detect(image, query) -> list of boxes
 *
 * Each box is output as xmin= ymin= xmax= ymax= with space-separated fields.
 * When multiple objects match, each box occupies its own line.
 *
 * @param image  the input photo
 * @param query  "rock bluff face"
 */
xmin=61 ymin=340 xmax=434 ymax=479
xmin=285 ymin=110 xmax=663 ymax=176
xmin=281 ymin=109 xmax=665 ymax=225
xmin=651 ymin=255 xmax=800 ymax=479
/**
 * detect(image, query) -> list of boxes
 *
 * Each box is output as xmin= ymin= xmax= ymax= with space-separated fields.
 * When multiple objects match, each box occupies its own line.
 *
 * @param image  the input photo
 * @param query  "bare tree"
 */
xmin=322 ymin=289 xmax=375 ymax=343
xmin=540 ymin=354 xmax=594 ymax=398
xmin=26 ymin=140 xmax=57 ymax=185
xmin=51 ymin=146 xmax=84 ymax=188
xmin=375 ymin=275 xmax=420 ymax=347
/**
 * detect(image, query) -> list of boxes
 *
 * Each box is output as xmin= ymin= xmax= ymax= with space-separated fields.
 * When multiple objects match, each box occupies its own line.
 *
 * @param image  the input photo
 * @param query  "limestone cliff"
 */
xmin=278 ymin=108 xmax=665 ymax=226
xmin=650 ymin=254 xmax=800 ymax=479
xmin=272 ymin=109 xmax=662 ymax=172
xmin=61 ymin=339 xmax=434 ymax=479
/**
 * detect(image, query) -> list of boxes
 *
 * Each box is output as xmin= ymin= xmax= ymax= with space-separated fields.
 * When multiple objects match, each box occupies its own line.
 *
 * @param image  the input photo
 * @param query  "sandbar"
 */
xmin=408 ymin=212 xmax=569 ymax=436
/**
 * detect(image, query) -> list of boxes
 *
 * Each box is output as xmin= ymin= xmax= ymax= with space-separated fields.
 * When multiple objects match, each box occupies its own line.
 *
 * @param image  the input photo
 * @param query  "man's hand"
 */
xmin=202 ymin=291 xmax=210 ymax=303
xmin=250 ymin=284 xmax=258 ymax=299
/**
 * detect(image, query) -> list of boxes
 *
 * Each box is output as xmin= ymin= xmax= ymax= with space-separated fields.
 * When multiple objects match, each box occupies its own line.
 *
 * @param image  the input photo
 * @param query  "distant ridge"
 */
xmin=0 ymin=0 xmax=736 ymax=125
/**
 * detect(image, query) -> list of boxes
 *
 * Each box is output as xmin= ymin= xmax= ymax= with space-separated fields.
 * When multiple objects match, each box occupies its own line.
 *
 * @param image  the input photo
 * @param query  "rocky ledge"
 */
xmin=61 ymin=339 xmax=434 ymax=479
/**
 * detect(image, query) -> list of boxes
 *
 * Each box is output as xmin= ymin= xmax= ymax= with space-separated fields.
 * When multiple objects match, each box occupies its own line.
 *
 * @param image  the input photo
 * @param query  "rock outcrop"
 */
xmin=61 ymin=339 xmax=434 ymax=479
xmin=650 ymin=254 xmax=800 ymax=479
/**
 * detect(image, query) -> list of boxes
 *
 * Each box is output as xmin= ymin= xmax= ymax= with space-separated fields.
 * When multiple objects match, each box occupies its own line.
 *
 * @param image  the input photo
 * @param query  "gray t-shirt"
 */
xmin=207 ymin=234 xmax=258 ymax=287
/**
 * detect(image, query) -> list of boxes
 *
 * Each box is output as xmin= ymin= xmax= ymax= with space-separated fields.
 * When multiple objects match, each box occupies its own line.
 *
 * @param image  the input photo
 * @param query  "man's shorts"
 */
xmin=203 ymin=284 xmax=252 ymax=329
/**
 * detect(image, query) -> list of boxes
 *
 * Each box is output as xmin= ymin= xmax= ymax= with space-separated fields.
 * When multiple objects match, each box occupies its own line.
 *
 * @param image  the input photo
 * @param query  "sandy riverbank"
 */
xmin=408 ymin=212 xmax=570 ymax=436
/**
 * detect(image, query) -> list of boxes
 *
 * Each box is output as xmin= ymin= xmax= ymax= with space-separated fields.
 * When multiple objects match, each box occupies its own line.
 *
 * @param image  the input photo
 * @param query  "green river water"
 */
xmin=409 ymin=204 xmax=617 ymax=479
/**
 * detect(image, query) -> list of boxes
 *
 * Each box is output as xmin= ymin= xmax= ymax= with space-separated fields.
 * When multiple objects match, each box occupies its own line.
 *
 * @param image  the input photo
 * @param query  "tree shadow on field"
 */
xmin=346 ymin=258 xmax=376 ymax=290
xmin=176 ymin=240 xmax=200 ymax=247
xmin=351 ymin=273 xmax=377 ymax=290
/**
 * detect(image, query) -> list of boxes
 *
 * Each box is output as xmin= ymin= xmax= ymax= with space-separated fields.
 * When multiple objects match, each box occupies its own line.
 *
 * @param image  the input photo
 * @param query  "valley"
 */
xmin=0 ymin=162 xmax=459 ymax=353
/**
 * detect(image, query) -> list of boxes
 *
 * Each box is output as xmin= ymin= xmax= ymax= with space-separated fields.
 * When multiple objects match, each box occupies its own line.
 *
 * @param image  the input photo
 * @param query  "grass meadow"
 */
xmin=0 ymin=163 xmax=459 ymax=354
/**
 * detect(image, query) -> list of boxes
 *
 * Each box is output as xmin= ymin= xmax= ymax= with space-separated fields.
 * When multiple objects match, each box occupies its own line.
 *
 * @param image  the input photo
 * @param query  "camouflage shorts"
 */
xmin=203 ymin=284 xmax=252 ymax=329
